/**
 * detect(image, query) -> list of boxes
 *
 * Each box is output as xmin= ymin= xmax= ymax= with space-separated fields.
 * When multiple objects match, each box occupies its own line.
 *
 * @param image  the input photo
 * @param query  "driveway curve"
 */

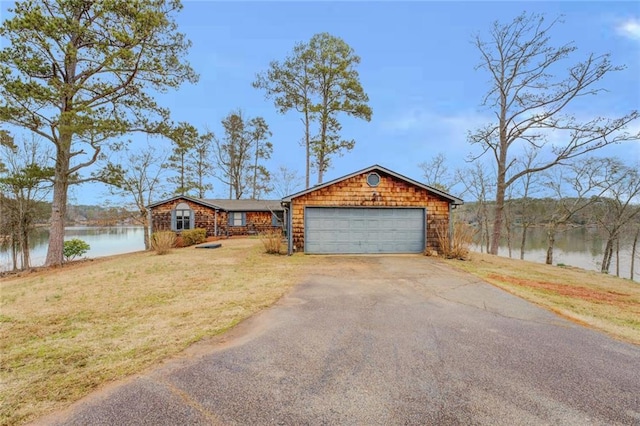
xmin=35 ymin=256 xmax=640 ymax=425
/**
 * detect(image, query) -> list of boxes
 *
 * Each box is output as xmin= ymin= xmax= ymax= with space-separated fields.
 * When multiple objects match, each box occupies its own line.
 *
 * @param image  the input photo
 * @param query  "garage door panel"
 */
xmin=305 ymin=207 xmax=425 ymax=254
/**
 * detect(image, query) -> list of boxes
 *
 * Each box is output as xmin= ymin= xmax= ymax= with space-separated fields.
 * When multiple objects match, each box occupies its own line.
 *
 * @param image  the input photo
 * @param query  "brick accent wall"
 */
xmin=290 ymin=170 xmax=451 ymax=253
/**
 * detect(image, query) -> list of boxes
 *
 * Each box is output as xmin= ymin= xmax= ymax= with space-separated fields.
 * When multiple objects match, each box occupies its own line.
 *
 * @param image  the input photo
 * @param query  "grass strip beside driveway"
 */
xmin=0 ymin=238 xmax=306 ymax=426
xmin=443 ymin=252 xmax=640 ymax=345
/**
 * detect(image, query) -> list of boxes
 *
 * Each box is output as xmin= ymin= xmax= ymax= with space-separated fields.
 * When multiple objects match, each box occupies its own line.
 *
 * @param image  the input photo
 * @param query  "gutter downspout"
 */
xmin=148 ymin=209 xmax=153 ymax=248
xmin=282 ymin=201 xmax=293 ymax=256
xmin=214 ymin=209 xmax=218 ymax=237
xmin=449 ymin=203 xmax=455 ymax=253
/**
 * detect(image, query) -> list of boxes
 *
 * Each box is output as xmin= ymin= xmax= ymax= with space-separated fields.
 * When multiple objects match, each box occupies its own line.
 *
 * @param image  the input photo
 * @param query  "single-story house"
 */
xmin=148 ymin=196 xmax=284 ymax=237
xmin=281 ymin=164 xmax=463 ymax=255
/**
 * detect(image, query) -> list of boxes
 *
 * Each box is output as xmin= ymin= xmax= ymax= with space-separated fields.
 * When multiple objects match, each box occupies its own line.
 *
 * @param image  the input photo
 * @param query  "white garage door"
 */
xmin=305 ymin=207 xmax=425 ymax=254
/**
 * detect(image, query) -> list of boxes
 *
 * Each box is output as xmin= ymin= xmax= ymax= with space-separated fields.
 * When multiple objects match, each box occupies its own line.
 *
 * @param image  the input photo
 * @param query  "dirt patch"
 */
xmin=487 ymin=273 xmax=636 ymax=307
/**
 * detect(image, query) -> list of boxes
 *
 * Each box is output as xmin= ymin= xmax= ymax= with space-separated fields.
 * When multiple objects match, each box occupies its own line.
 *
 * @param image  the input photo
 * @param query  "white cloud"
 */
xmin=379 ymin=108 xmax=433 ymax=132
xmin=377 ymin=107 xmax=493 ymax=173
xmin=380 ymin=107 xmax=490 ymax=136
xmin=616 ymin=18 xmax=640 ymax=41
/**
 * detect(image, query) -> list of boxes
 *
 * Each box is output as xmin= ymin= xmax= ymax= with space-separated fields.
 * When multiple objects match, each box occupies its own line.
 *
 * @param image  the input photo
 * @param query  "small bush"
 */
xmin=260 ymin=229 xmax=283 ymax=254
xmin=151 ymin=231 xmax=176 ymax=255
xmin=63 ymin=238 xmax=90 ymax=262
xmin=181 ymin=228 xmax=207 ymax=246
xmin=434 ymin=220 xmax=475 ymax=260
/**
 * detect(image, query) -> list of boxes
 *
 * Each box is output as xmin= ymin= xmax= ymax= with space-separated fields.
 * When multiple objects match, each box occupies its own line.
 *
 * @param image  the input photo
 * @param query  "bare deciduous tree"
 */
xmin=456 ymin=162 xmax=495 ymax=253
xmin=0 ymin=136 xmax=53 ymax=270
xmin=514 ymin=149 xmax=543 ymax=260
xmin=418 ymin=153 xmax=453 ymax=193
xmin=542 ymin=157 xmax=616 ymax=265
xmin=631 ymin=225 xmax=639 ymax=281
xmin=105 ymin=144 xmax=168 ymax=250
xmin=470 ymin=12 xmax=640 ymax=256
xmin=271 ymin=165 xmax=304 ymax=198
xmin=591 ymin=161 xmax=640 ymax=274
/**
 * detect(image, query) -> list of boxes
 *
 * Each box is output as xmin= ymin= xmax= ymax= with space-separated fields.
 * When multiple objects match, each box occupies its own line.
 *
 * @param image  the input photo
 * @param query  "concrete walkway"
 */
xmin=35 ymin=256 xmax=640 ymax=425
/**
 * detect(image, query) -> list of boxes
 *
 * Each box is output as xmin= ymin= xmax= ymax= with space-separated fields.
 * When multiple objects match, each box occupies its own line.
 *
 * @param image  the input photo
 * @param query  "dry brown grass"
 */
xmin=0 ymin=238 xmax=310 ymax=426
xmin=434 ymin=220 xmax=475 ymax=259
xmin=443 ymin=252 xmax=640 ymax=345
xmin=150 ymin=230 xmax=176 ymax=254
xmin=3 ymin=241 xmax=638 ymax=425
xmin=259 ymin=229 xmax=284 ymax=254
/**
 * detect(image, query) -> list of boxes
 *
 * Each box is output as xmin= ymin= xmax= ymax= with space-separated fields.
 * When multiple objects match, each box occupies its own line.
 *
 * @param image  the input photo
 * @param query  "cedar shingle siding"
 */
xmin=284 ymin=166 xmax=462 ymax=254
xmin=150 ymin=197 xmax=283 ymax=237
xmin=149 ymin=166 xmax=462 ymax=253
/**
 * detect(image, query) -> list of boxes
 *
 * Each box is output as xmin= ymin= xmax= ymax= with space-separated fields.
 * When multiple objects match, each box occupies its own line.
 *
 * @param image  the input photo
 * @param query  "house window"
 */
xmin=272 ymin=211 xmax=284 ymax=227
xmin=367 ymin=172 xmax=381 ymax=187
xmin=173 ymin=202 xmax=193 ymax=231
xmin=176 ymin=209 xmax=191 ymax=230
xmin=229 ymin=212 xmax=246 ymax=226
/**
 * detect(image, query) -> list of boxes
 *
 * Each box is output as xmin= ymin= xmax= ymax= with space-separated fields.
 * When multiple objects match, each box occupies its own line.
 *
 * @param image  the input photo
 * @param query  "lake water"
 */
xmin=473 ymin=226 xmax=639 ymax=283
xmin=1 ymin=226 xmax=146 ymax=271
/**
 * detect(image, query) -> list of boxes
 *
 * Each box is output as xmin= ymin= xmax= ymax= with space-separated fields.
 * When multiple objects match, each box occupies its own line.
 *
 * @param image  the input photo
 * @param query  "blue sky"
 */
xmin=1 ymin=1 xmax=639 ymax=205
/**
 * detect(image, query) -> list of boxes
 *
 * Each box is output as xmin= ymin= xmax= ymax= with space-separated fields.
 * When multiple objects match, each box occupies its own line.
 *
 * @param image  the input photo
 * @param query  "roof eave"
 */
xmin=282 ymin=164 xmax=464 ymax=204
xmin=147 ymin=195 xmax=223 ymax=210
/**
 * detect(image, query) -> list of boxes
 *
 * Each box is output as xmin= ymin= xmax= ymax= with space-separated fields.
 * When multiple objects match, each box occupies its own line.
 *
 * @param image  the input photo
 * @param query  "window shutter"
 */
xmin=189 ymin=210 xmax=195 ymax=229
xmin=241 ymin=213 xmax=246 ymax=226
xmin=171 ymin=210 xmax=176 ymax=230
xmin=272 ymin=213 xmax=277 ymax=227
xmin=228 ymin=212 xmax=233 ymax=226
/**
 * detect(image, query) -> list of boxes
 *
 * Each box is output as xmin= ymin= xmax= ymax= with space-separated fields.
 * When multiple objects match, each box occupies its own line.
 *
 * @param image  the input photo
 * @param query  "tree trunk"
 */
xmin=506 ymin=222 xmax=512 ymax=258
xmin=605 ymin=246 xmax=614 ymax=273
xmin=316 ymin=97 xmax=329 ymax=185
xmin=490 ymin=178 xmax=506 ymax=255
xmin=546 ymin=229 xmax=555 ymax=265
xmin=520 ymin=224 xmax=528 ymax=260
xmin=252 ymin=137 xmax=259 ymax=199
xmin=11 ymin=234 xmax=18 ymax=271
xmin=615 ymin=238 xmax=620 ymax=277
xmin=484 ymin=220 xmax=490 ymax=253
xmin=601 ymin=238 xmax=613 ymax=273
xmin=45 ymin=141 xmax=70 ymax=267
xmin=21 ymin=220 xmax=30 ymax=270
xmin=180 ymin=151 xmax=186 ymax=196
xmin=140 ymin=211 xmax=150 ymax=250
xmin=317 ymin=156 xmax=324 ymax=184
xmin=17 ymin=198 xmax=30 ymax=269
xmin=480 ymin=205 xmax=490 ymax=254
xmin=631 ymin=228 xmax=639 ymax=281
xmin=490 ymin=98 xmax=509 ymax=256
xmin=305 ymin=110 xmax=310 ymax=189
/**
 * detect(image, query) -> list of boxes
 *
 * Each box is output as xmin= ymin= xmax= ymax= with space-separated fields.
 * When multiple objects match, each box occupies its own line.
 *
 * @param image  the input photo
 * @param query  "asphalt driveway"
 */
xmin=36 ymin=256 xmax=640 ymax=425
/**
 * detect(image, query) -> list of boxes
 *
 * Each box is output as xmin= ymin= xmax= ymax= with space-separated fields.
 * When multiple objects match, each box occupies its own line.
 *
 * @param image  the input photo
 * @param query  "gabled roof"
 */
xmin=201 ymin=199 xmax=283 ymax=212
xmin=148 ymin=195 xmax=283 ymax=211
xmin=282 ymin=164 xmax=463 ymax=205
